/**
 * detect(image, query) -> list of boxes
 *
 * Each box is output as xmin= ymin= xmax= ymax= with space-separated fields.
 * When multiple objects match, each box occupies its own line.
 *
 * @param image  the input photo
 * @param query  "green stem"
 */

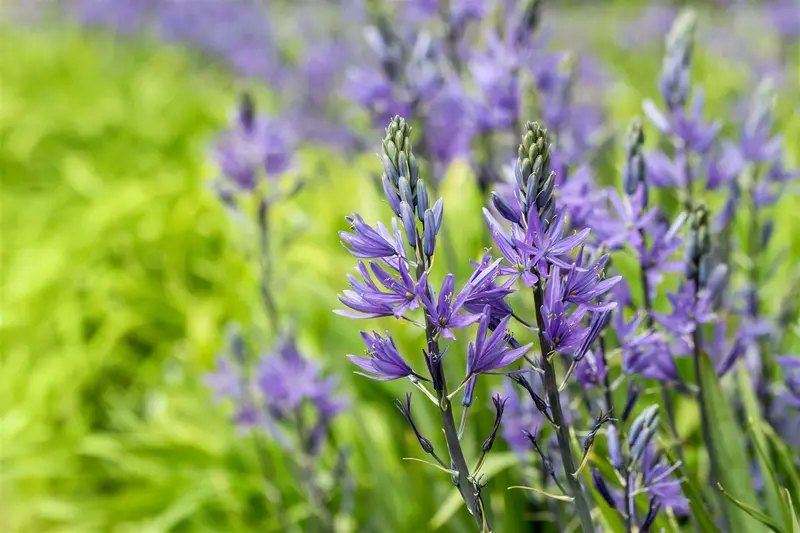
xmin=415 ymin=258 xmax=488 ymax=531
xmin=533 ymin=281 xmax=595 ymax=532
xmin=257 ymin=198 xmax=279 ymax=332
xmin=638 ymin=229 xmax=685 ymax=466
xmin=692 ymin=284 xmax=728 ymax=529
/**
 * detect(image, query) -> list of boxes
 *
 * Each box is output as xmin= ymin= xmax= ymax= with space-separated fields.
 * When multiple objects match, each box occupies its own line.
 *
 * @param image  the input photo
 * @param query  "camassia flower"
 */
xmin=462 ymin=308 xmax=532 ymax=406
xmin=339 ymin=213 xmax=406 ymax=260
xmin=348 ymin=330 xmax=421 ymax=381
xmin=336 ymin=260 xmax=423 ymax=319
xmin=518 ymin=206 xmax=591 ymax=270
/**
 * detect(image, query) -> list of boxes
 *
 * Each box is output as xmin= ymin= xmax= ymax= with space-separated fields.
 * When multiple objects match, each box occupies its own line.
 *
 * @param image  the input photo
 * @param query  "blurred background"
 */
xmin=1 ymin=0 xmax=798 ymax=532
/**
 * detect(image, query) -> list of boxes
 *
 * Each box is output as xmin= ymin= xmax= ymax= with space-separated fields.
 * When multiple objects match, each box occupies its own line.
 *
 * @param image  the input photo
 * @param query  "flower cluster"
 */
xmin=205 ymin=329 xmax=347 ymax=454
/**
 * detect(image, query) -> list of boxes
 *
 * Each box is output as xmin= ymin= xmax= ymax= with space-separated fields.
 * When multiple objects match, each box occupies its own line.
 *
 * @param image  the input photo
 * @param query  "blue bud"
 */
xmin=409 ymin=153 xmax=419 ymax=189
xmin=382 ymin=174 xmax=402 ymax=216
xmin=431 ymin=198 xmax=444 ymax=233
xmin=591 ymin=469 xmax=618 ymax=511
xmin=536 ymin=172 xmax=555 ymax=209
xmin=621 ymin=381 xmax=641 ymax=422
xmin=383 ymin=154 xmax=400 ymax=187
xmin=399 ymin=177 xmax=413 ymax=205
xmin=540 ymin=198 xmax=556 ymax=232
xmin=514 ymin=161 xmax=525 ymax=190
xmin=400 ymin=202 xmax=417 ymax=248
xmin=492 ymin=192 xmax=522 ymax=224
xmin=416 ymin=180 xmax=429 ymax=221
xmin=398 ymin=151 xmax=410 ymax=180
xmin=606 ymin=425 xmax=623 ymax=470
xmin=423 ymin=209 xmax=437 ymax=258
xmin=628 ymin=404 xmax=659 ymax=447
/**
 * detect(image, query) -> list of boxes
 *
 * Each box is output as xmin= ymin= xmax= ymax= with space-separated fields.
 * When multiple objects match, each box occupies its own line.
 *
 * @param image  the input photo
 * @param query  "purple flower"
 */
xmin=483 ymin=210 xmax=539 ymax=287
xmin=617 ymin=312 xmax=678 ymax=382
xmin=540 ymin=267 xmax=589 ymax=353
xmin=643 ymin=88 xmax=721 ymax=155
xmin=339 ymin=214 xmax=406 ymax=260
xmin=776 ymin=356 xmax=800 ymax=407
xmin=639 ymin=214 xmax=686 ymax=290
xmin=519 ymin=207 xmax=591 ymax=270
xmin=641 ymin=446 xmax=690 ymax=515
xmin=575 ymin=349 xmax=608 ymax=389
xmin=654 ymin=281 xmax=716 ymax=355
xmin=418 ymin=273 xmax=482 ymax=340
xmin=466 ymin=309 xmax=532 ymax=375
xmin=709 ymin=320 xmax=773 ymax=377
xmin=593 ymin=189 xmax=659 ymax=251
xmin=561 ymin=250 xmax=621 ymax=311
xmin=213 ymin=107 xmax=295 ymax=191
xmin=644 ymin=149 xmax=687 ymax=189
xmin=204 ymin=355 xmax=243 ymax=403
xmin=348 ymin=330 xmax=420 ymax=381
xmin=468 ymin=33 xmax=520 ymax=132
xmin=256 ymin=337 xmax=345 ymax=420
xmin=336 ymin=260 xmax=422 ymax=319
xmin=463 ymin=309 xmax=533 ymax=405
xmin=423 ymin=82 xmax=475 ymax=172
xmin=463 ymin=254 xmax=515 ymax=329
xmin=343 ymin=67 xmax=410 ymax=126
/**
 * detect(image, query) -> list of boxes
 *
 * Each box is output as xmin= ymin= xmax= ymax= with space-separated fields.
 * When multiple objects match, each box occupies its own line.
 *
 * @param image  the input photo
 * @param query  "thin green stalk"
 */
xmin=745 ymin=167 xmax=772 ymax=420
xmin=638 ymin=228 xmax=685 ymax=466
xmin=691 ymin=284 xmax=728 ymax=530
xmin=533 ymin=281 xmax=595 ymax=532
xmin=415 ymin=253 xmax=489 ymax=531
xmin=257 ymin=198 xmax=279 ymax=332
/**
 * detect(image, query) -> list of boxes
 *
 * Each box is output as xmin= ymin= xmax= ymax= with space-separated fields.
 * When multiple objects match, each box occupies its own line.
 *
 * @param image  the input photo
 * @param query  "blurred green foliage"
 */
xmin=1 ymin=18 xmax=798 ymax=533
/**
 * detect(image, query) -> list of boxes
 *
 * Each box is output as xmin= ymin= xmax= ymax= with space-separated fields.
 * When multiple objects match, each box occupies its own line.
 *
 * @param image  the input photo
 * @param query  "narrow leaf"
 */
xmin=718 ymin=484 xmax=787 ymax=533
xmin=662 ymin=445 xmax=721 ymax=533
xmin=699 ymin=352 xmax=766 ymax=532
xmin=737 ymin=361 xmax=788 ymax=524
xmin=507 ymin=486 xmax=575 ymax=502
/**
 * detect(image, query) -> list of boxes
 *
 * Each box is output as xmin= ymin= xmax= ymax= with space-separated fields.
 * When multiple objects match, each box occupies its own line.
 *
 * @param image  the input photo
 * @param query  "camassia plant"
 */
xmin=337 ymin=116 xmax=798 ymax=532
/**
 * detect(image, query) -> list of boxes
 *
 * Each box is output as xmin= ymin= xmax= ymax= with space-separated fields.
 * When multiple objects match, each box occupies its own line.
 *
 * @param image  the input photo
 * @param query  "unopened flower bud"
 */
xmin=492 ymin=192 xmax=522 ymax=224
xmin=382 ymin=173 xmax=402 ymax=216
xmin=400 ymin=202 xmax=417 ymax=248
xmin=395 ymin=393 xmax=435 ymax=454
xmin=423 ymin=209 xmax=437 ymax=258
xmin=482 ymin=395 xmax=507 ymax=453
xmin=416 ymin=180 xmax=430 ymax=220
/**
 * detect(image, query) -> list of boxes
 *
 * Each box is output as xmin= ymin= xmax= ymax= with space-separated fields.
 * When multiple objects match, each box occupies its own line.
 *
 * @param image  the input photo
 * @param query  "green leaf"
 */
xmin=662 ymin=446 xmax=721 ymax=533
xmin=763 ymin=425 xmax=800 ymax=511
xmin=737 ymin=361 xmax=789 ymax=524
xmin=718 ymin=484 xmax=787 ymax=533
xmin=784 ymin=489 xmax=800 ymax=533
xmin=699 ymin=352 xmax=766 ymax=533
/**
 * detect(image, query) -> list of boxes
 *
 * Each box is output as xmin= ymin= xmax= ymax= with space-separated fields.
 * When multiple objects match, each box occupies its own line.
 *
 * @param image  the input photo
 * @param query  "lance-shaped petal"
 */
xmin=562 ymin=251 xmax=621 ymax=310
xmin=483 ymin=209 xmax=538 ymax=286
xmin=519 ymin=206 xmax=590 ymax=270
xmin=340 ymin=213 xmax=405 ymax=259
xmin=336 ymin=261 xmax=421 ymax=319
xmin=348 ymin=330 xmax=420 ymax=381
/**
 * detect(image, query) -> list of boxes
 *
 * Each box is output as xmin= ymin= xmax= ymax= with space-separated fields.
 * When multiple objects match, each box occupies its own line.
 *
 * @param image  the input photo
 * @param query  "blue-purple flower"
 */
xmin=213 ymin=98 xmax=295 ymax=191
xmin=340 ymin=214 xmax=406 ymax=260
xmin=336 ymin=261 xmax=422 ymax=319
xmin=519 ymin=207 xmax=591 ymax=270
xmin=348 ymin=330 xmax=420 ymax=381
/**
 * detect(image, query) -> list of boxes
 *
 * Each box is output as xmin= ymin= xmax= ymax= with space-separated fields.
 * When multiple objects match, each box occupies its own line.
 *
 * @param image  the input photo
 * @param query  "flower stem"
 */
xmin=638 ymin=228 xmax=685 ymax=466
xmin=691 ymin=282 xmax=728 ymax=529
xmin=533 ymin=281 xmax=595 ymax=532
xmin=415 ymin=257 xmax=489 ymax=531
xmin=257 ymin=198 xmax=279 ymax=332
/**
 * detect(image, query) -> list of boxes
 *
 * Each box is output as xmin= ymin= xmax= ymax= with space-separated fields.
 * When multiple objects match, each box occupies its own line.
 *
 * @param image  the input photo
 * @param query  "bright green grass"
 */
xmin=1 ymin=22 xmax=798 ymax=533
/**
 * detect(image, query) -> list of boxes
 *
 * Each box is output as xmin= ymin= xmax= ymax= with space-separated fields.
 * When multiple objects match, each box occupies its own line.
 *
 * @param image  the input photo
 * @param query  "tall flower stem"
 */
xmin=415 ymin=258 xmax=489 ymax=531
xmin=599 ymin=338 xmax=632 ymax=532
xmin=638 ymin=228 xmax=685 ymax=465
xmin=745 ymin=167 xmax=772 ymax=419
xmin=257 ymin=198 xmax=279 ymax=332
xmin=691 ymin=282 xmax=726 ymax=528
xmin=533 ymin=280 xmax=595 ymax=532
